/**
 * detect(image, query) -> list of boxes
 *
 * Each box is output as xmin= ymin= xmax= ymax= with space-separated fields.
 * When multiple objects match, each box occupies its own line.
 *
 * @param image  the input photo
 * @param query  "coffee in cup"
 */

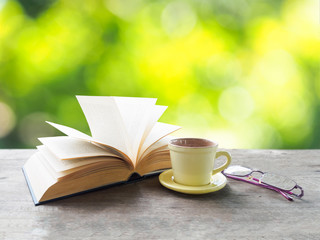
xmin=168 ymin=138 xmax=231 ymax=186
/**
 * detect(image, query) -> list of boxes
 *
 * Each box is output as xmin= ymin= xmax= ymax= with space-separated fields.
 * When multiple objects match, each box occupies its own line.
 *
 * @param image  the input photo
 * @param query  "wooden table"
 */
xmin=0 ymin=149 xmax=319 ymax=239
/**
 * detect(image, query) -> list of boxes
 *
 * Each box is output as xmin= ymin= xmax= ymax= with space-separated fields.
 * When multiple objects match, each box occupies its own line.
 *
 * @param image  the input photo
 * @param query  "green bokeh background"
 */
xmin=0 ymin=0 xmax=319 ymax=149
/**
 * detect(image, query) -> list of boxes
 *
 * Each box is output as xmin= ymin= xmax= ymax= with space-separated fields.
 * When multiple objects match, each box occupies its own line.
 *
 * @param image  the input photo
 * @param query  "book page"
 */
xmin=46 ymin=121 xmax=94 ymax=142
xmin=114 ymin=97 xmax=158 ymax=164
xmin=37 ymin=152 xmax=68 ymax=180
xmin=136 ymin=136 xmax=172 ymax=172
xmin=139 ymin=136 xmax=173 ymax=161
xmin=136 ymin=136 xmax=172 ymax=175
xmin=37 ymin=145 xmax=125 ymax=172
xmin=139 ymin=122 xmax=181 ymax=159
xmin=137 ymin=105 xmax=167 ymax=157
xmin=47 ymin=121 xmax=131 ymax=161
xmin=76 ymin=96 xmax=129 ymax=157
xmin=38 ymin=136 xmax=119 ymax=160
xmin=23 ymin=151 xmax=132 ymax=203
xmin=23 ymin=153 xmax=57 ymax=202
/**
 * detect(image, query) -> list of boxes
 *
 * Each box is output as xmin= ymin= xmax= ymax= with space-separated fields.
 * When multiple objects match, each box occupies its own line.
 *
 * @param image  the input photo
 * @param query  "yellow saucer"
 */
xmin=159 ymin=169 xmax=227 ymax=194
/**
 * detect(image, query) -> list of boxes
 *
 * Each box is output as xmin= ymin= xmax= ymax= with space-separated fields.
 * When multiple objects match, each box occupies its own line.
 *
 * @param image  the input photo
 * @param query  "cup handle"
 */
xmin=212 ymin=151 xmax=232 ymax=175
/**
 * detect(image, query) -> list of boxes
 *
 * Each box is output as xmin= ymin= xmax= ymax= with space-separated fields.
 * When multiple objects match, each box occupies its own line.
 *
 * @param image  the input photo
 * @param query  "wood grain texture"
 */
xmin=0 ymin=149 xmax=319 ymax=239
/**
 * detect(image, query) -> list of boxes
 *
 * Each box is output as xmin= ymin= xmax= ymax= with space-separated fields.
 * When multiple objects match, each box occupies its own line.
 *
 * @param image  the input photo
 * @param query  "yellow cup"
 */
xmin=168 ymin=138 xmax=231 ymax=186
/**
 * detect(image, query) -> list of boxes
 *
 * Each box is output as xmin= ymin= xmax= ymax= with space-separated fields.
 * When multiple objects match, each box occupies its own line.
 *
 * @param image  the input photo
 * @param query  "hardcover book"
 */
xmin=22 ymin=96 xmax=180 ymax=205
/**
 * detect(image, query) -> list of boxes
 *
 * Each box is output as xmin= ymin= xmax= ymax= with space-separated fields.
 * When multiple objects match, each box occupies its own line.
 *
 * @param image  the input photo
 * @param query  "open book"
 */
xmin=23 ymin=96 xmax=180 ymax=205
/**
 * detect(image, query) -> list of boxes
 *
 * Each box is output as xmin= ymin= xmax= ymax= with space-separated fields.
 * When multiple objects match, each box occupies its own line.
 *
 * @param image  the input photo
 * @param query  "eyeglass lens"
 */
xmin=223 ymin=165 xmax=252 ymax=176
xmin=262 ymin=173 xmax=297 ymax=191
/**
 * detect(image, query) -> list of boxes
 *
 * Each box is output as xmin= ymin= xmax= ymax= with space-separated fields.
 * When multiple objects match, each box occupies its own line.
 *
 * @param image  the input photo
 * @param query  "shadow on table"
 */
xmin=43 ymin=174 xmax=243 ymax=210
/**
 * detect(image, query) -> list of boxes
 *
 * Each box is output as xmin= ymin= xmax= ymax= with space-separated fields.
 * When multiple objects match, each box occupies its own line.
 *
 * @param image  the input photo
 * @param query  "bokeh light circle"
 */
xmin=0 ymin=102 xmax=16 ymax=138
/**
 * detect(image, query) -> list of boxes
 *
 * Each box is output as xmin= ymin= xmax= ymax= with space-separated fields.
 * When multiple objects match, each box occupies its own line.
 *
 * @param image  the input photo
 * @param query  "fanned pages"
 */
xmin=38 ymin=136 xmax=120 ymax=160
xmin=76 ymin=96 xmax=130 ymax=155
xmin=23 ymin=96 xmax=180 ymax=205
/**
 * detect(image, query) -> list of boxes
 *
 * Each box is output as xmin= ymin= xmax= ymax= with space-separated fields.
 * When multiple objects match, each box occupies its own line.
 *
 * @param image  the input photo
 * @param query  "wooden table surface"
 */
xmin=0 ymin=149 xmax=319 ymax=239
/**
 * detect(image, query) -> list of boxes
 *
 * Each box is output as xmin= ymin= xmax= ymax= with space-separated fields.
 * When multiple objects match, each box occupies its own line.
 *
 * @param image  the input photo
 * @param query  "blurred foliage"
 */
xmin=0 ymin=0 xmax=319 ymax=149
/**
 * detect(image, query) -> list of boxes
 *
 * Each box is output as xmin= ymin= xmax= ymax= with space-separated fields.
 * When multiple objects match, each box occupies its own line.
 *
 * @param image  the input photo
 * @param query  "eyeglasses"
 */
xmin=222 ymin=165 xmax=304 ymax=201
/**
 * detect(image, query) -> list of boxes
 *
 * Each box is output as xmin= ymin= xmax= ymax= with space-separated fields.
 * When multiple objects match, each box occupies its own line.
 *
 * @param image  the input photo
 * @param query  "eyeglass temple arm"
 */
xmin=224 ymin=174 xmax=293 ymax=201
xmin=275 ymin=187 xmax=293 ymax=201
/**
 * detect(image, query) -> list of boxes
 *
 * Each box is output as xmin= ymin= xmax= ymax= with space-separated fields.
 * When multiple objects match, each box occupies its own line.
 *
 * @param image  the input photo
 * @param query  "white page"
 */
xmin=139 ymin=136 xmax=172 ymax=161
xmin=46 ymin=121 xmax=94 ymax=142
xmin=24 ymin=153 xmax=57 ymax=202
xmin=37 ymin=152 xmax=67 ymax=180
xmin=46 ymin=121 xmax=130 ymax=160
xmin=37 ymin=145 xmax=117 ymax=172
xmin=114 ymin=97 xmax=158 ymax=163
xmin=139 ymin=122 xmax=181 ymax=159
xmin=138 ymin=105 xmax=167 ymax=156
xmin=38 ymin=136 xmax=118 ymax=160
xmin=76 ymin=96 xmax=129 ymax=156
